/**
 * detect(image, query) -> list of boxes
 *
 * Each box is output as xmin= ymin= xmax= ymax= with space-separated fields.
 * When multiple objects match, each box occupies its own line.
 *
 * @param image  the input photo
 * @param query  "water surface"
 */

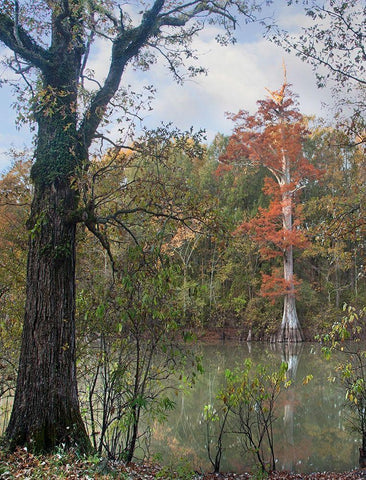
xmin=150 ymin=342 xmax=359 ymax=474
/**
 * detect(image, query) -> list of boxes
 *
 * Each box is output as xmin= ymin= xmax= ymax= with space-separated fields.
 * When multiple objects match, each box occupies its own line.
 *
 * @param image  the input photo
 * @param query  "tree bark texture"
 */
xmin=5 ymin=180 xmax=90 ymax=451
xmin=5 ymin=71 xmax=90 ymax=451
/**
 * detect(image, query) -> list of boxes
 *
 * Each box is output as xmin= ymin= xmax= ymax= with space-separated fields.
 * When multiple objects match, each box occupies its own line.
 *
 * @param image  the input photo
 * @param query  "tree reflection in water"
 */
xmin=150 ymin=342 xmax=359 ymax=474
xmin=281 ymin=342 xmax=302 ymax=472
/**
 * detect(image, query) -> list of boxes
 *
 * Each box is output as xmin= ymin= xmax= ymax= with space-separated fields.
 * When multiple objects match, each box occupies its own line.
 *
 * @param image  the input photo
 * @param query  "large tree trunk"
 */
xmin=5 ymin=180 xmax=90 ymax=452
xmin=278 ymin=291 xmax=304 ymax=342
xmin=277 ymin=193 xmax=304 ymax=343
xmin=5 ymin=76 xmax=91 ymax=451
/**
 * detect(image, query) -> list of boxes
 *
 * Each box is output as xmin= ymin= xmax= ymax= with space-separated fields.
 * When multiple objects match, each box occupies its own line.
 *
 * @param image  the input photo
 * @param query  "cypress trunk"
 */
xmin=277 ymin=246 xmax=304 ymax=343
xmin=278 ymin=193 xmax=304 ymax=343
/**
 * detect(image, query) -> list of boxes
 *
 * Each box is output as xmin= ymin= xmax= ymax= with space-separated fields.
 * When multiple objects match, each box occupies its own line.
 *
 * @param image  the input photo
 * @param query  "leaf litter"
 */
xmin=1 ymin=448 xmax=366 ymax=479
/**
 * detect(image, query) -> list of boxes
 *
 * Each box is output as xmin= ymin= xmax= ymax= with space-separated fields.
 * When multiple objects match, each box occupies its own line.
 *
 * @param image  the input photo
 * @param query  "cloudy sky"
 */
xmin=0 ymin=1 xmax=333 ymax=174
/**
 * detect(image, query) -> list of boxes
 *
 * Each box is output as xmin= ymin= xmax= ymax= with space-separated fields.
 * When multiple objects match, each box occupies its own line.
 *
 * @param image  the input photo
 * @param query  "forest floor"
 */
xmin=1 ymin=449 xmax=366 ymax=480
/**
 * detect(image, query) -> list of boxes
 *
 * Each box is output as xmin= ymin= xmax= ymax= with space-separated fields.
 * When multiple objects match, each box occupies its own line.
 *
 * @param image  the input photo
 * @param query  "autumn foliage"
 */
xmin=220 ymin=85 xmax=318 ymax=186
xmin=236 ymin=178 xmax=308 ymax=258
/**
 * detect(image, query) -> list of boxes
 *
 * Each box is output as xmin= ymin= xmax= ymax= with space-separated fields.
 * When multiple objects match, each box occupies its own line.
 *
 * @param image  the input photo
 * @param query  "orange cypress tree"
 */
xmin=222 ymin=80 xmax=320 ymax=342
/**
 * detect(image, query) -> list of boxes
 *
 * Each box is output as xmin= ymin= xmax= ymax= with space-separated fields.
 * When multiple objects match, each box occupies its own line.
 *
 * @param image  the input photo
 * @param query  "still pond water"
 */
xmin=149 ymin=342 xmax=359 ymax=474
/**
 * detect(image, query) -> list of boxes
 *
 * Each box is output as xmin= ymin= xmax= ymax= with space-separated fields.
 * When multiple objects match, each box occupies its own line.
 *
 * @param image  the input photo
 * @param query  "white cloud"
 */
xmin=124 ymin=27 xmax=331 ymax=142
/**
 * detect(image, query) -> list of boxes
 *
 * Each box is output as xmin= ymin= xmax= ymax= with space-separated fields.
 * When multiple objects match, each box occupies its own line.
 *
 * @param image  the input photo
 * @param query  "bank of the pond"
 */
xmin=0 ymin=449 xmax=365 ymax=480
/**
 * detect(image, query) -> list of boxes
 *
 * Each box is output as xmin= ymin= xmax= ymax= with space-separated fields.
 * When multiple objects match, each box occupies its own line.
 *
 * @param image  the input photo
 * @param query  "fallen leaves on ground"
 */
xmin=0 ymin=448 xmax=366 ymax=479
